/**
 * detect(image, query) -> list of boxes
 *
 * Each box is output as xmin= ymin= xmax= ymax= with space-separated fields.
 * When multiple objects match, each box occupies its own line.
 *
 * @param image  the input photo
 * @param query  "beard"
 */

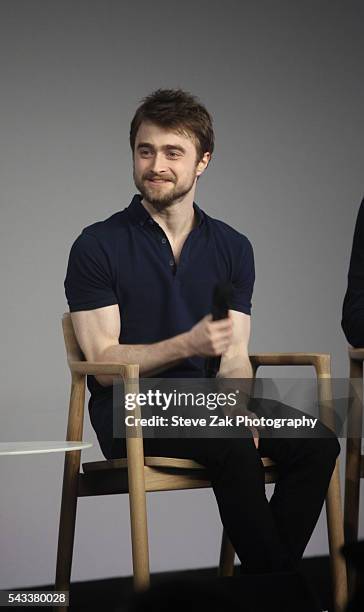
xmin=133 ymin=168 xmax=196 ymax=208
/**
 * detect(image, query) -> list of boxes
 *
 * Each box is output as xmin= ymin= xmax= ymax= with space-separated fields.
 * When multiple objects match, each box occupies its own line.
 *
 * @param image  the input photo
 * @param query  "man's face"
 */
xmin=133 ymin=121 xmax=210 ymax=207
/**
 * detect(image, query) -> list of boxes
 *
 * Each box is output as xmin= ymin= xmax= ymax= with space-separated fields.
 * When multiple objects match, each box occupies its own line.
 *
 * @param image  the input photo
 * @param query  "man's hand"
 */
xmin=216 ymin=374 xmax=263 ymax=450
xmin=227 ymin=403 xmax=262 ymax=449
xmin=186 ymin=313 xmax=233 ymax=357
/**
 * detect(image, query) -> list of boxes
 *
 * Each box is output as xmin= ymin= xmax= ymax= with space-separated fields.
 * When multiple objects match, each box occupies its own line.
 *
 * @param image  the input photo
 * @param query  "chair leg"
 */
xmin=218 ymin=528 xmax=235 ymax=576
xmin=345 ymin=448 xmax=362 ymax=545
xmin=345 ymin=435 xmax=362 ymax=545
xmin=344 ymin=435 xmax=362 ymax=598
xmin=55 ymin=452 xmax=80 ymax=611
xmin=344 ymin=366 xmax=363 ymax=598
xmin=124 ymin=370 xmax=150 ymax=590
xmin=127 ymin=438 xmax=150 ymax=591
xmin=128 ymin=494 xmax=150 ymax=590
xmin=325 ymin=461 xmax=348 ymax=612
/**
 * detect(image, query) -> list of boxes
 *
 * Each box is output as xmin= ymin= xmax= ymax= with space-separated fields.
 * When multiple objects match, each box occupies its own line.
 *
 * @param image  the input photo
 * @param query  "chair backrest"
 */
xmin=62 ymin=312 xmax=84 ymax=363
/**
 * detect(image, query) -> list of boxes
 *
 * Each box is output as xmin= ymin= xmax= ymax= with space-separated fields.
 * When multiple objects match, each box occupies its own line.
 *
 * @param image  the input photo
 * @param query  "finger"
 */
xmin=213 ymin=333 xmax=233 ymax=346
xmin=210 ymin=319 xmax=233 ymax=331
xmin=212 ymin=324 xmax=233 ymax=335
xmin=214 ymin=342 xmax=232 ymax=355
xmin=215 ymin=330 xmax=233 ymax=344
xmin=250 ymin=427 xmax=259 ymax=449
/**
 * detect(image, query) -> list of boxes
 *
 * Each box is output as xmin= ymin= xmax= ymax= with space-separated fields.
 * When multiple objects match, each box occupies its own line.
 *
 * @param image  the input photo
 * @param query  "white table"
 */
xmin=0 ymin=440 xmax=92 ymax=603
xmin=0 ymin=441 xmax=92 ymax=456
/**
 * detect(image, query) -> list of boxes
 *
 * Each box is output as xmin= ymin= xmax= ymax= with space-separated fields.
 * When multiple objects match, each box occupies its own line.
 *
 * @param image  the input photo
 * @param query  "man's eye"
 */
xmin=168 ymin=152 xmax=180 ymax=158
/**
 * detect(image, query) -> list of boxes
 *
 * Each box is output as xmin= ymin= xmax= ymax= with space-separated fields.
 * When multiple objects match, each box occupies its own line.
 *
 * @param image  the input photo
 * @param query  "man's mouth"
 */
xmin=146 ymin=178 xmax=171 ymax=184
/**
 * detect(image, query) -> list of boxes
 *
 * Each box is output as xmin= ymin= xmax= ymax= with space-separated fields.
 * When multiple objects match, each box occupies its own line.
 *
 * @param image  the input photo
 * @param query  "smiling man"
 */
xmin=64 ymin=88 xmax=339 ymax=580
xmin=134 ymin=121 xmax=203 ymax=208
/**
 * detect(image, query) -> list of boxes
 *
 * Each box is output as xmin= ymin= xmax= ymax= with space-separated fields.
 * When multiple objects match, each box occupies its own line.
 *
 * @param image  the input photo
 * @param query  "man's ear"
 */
xmin=196 ymin=151 xmax=211 ymax=177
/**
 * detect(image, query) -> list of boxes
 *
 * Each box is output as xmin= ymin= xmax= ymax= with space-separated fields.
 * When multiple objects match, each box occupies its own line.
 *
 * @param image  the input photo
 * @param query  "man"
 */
xmin=65 ymin=88 xmax=339 ymax=577
xmin=342 ymin=198 xmax=364 ymax=347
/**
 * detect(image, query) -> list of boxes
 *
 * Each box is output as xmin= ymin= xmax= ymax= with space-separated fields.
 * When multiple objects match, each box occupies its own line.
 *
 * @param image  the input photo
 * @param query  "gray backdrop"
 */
xmin=0 ymin=0 xmax=363 ymax=589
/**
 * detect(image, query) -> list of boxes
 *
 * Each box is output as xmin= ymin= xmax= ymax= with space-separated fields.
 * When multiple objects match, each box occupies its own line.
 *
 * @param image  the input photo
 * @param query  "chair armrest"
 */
xmin=249 ymin=352 xmax=330 ymax=375
xmin=250 ymin=353 xmax=338 ymax=432
xmin=68 ymin=361 xmax=143 ymax=443
xmin=68 ymin=360 xmax=139 ymax=379
xmin=348 ymin=347 xmax=364 ymax=362
xmin=72 ymin=355 xmax=330 ymax=376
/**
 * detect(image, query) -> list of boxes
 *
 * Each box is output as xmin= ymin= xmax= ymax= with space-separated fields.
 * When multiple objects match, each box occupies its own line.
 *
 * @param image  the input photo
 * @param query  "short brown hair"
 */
xmin=129 ymin=88 xmax=215 ymax=162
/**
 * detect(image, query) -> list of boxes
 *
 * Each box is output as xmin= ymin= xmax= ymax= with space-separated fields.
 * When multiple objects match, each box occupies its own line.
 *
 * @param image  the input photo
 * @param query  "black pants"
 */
xmin=89 ymin=395 xmax=340 ymax=574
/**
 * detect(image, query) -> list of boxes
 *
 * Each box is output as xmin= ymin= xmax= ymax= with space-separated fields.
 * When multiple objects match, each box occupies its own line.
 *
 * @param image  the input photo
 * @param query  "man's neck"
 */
xmin=141 ymin=196 xmax=197 ymax=240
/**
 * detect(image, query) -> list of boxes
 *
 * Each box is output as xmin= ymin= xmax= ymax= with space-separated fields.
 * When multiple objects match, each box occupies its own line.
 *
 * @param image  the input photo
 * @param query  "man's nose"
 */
xmin=149 ymin=152 xmax=168 ymax=174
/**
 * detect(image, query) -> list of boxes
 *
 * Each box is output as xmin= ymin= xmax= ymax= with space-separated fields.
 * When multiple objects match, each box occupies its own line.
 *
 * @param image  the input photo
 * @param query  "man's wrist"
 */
xmin=177 ymin=330 xmax=193 ymax=359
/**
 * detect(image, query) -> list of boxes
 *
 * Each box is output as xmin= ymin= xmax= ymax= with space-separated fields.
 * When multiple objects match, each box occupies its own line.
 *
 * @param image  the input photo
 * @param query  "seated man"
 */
xmin=342 ymin=198 xmax=364 ymax=347
xmin=64 ymin=88 xmax=340 ymax=576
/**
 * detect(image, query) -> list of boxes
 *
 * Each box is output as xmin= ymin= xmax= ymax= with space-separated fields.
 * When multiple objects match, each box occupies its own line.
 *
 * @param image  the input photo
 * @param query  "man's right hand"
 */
xmin=185 ymin=313 xmax=233 ymax=357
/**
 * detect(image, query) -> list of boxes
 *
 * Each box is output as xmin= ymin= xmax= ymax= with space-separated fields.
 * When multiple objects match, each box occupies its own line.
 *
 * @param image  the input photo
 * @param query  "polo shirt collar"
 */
xmin=127 ymin=193 xmax=204 ymax=228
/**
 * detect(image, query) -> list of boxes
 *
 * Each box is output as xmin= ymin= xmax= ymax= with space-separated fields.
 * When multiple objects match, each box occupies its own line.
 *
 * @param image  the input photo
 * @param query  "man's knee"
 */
xmin=305 ymin=429 xmax=341 ymax=465
xmin=323 ymin=434 xmax=341 ymax=464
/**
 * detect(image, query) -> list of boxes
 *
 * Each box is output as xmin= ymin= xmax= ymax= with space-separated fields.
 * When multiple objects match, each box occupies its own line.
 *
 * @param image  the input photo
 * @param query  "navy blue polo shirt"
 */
xmin=64 ymin=194 xmax=255 ymax=398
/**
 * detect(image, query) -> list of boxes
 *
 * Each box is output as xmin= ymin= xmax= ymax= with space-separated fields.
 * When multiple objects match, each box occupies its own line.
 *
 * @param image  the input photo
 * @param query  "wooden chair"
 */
xmin=55 ymin=313 xmax=347 ymax=612
xmin=344 ymin=347 xmax=364 ymax=596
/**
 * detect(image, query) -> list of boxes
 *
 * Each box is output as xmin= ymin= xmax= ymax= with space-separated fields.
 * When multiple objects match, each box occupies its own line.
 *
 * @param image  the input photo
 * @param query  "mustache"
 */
xmin=144 ymin=175 xmax=174 ymax=182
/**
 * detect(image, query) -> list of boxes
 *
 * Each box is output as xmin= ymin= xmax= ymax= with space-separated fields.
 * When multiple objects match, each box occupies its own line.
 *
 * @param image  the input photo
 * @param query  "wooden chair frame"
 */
xmin=55 ymin=313 xmax=348 ymax=612
xmin=344 ymin=347 xmax=364 ymax=596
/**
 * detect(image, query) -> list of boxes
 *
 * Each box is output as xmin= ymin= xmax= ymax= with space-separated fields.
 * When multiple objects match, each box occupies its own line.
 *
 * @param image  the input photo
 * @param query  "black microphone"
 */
xmin=205 ymin=282 xmax=233 ymax=378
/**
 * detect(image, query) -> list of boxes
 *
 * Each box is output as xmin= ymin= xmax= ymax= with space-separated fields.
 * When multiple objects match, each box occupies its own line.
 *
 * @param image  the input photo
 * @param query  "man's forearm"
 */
xmin=95 ymin=331 xmax=192 ymax=385
xmin=216 ymin=353 xmax=254 ymax=410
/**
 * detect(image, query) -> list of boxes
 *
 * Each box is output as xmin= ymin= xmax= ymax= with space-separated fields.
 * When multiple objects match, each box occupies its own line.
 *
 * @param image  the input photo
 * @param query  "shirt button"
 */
xmin=169 ymin=259 xmax=175 ymax=266
xmin=161 ymin=238 xmax=167 ymax=244
xmin=148 ymin=218 xmax=154 ymax=224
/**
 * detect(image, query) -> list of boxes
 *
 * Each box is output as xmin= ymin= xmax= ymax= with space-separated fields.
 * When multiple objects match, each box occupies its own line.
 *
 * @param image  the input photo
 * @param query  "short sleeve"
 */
xmin=64 ymin=231 xmax=118 ymax=312
xmin=230 ymin=237 xmax=255 ymax=315
xmin=342 ymin=198 xmax=364 ymax=346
